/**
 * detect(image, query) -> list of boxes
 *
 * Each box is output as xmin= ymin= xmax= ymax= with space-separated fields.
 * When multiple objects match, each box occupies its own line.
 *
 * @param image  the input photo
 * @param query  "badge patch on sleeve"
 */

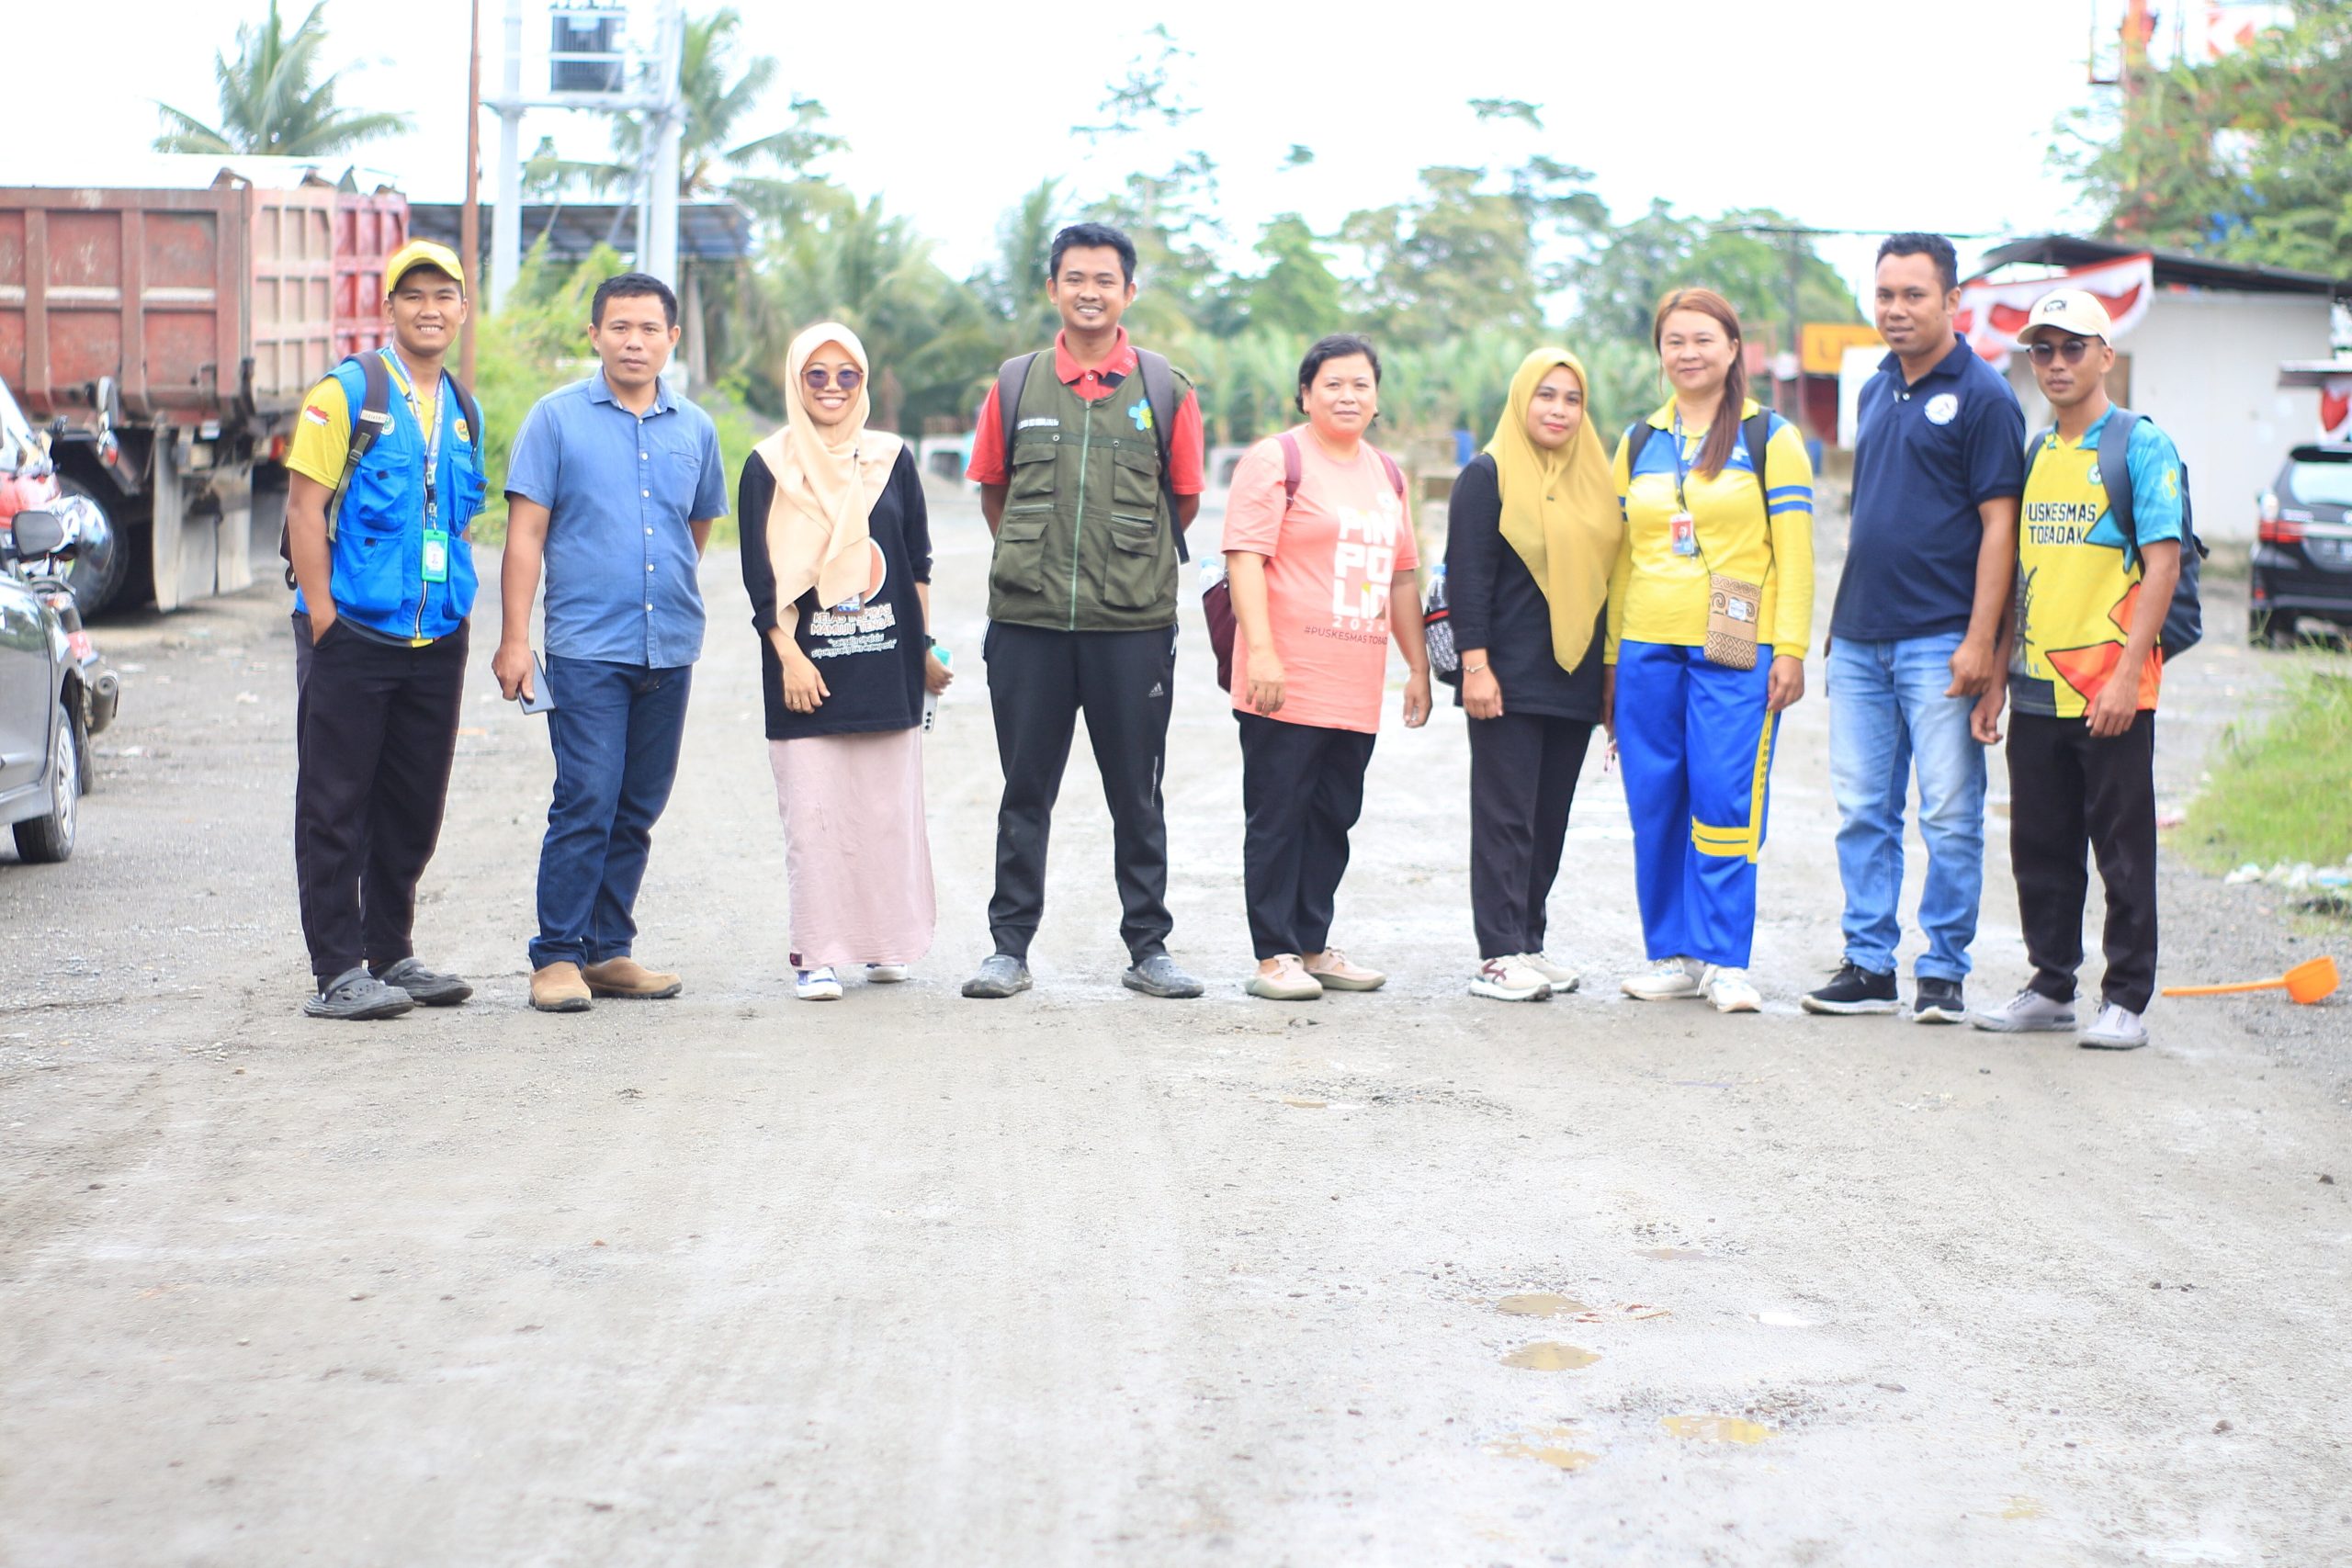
xmin=302 ymin=404 xmax=332 ymax=425
xmin=453 ymin=419 xmax=470 ymax=445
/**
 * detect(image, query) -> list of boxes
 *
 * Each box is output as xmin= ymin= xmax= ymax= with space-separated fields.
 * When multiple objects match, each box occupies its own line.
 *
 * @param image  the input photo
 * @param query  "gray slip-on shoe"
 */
xmin=961 ymin=953 xmax=1033 ymax=999
xmin=304 ymin=964 xmax=415 ymax=1021
xmin=1123 ymin=953 xmax=1204 ymax=998
xmin=374 ymin=956 xmax=473 ymax=1007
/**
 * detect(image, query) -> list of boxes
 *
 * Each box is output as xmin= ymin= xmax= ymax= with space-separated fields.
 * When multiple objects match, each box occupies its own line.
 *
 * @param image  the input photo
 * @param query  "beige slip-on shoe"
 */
xmin=581 ymin=956 xmax=684 ymax=999
xmin=530 ymin=962 xmax=594 ymax=1013
xmin=1303 ymin=947 xmax=1385 ymax=991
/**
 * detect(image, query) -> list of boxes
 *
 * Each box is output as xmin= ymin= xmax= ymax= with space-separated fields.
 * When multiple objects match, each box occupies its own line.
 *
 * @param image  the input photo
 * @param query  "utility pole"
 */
xmin=460 ymin=0 xmax=482 ymax=384
xmin=492 ymin=0 xmax=523 ymax=314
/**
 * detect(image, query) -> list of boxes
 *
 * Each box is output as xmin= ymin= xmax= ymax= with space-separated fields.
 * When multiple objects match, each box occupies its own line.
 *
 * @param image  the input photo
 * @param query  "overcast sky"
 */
xmin=14 ymin=0 xmax=2147 ymax=307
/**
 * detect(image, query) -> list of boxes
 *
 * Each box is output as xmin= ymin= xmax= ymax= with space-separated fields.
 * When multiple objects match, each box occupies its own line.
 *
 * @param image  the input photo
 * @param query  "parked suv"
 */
xmin=1 ymin=510 xmax=85 ymax=862
xmin=2252 ymin=444 xmax=2352 ymax=645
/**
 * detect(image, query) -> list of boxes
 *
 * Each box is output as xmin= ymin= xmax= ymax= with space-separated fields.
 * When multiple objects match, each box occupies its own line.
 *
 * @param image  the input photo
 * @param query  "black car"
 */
xmin=2251 ymin=444 xmax=2352 ymax=645
xmin=1 ymin=511 xmax=85 ymax=862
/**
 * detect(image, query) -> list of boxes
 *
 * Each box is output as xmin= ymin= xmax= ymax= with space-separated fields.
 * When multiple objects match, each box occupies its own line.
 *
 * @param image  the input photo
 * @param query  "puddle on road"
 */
xmin=1499 ymin=1341 xmax=1600 ymax=1371
xmin=1660 ymin=1415 xmax=1774 ymax=1443
xmin=1495 ymin=1292 xmax=1591 ymax=1317
xmin=1486 ymin=1425 xmax=1598 ymax=1472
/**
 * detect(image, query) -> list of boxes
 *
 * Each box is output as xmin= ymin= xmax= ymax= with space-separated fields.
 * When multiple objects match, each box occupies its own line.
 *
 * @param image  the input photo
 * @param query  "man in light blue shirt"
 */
xmin=496 ymin=272 xmax=729 ymax=1011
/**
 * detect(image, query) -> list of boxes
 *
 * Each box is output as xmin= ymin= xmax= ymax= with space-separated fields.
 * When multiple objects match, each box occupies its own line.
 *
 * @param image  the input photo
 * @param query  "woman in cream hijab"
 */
xmin=738 ymin=322 xmax=951 ymax=1001
xmin=1442 ymin=347 xmax=1623 ymax=1003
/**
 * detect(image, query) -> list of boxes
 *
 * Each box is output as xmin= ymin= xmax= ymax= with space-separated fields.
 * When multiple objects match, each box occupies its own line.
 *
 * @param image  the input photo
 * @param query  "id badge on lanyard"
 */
xmin=386 ymin=348 xmax=450 ymax=583
xmin=1668 ymin=412 xmax=1700 ymax=558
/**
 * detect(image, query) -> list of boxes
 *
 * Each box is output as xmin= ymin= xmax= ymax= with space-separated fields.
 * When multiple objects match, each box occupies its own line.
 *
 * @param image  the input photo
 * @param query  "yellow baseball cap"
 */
xmin=384 ymin=238 xmax=465 ymax=296
xmin=2015 ymin=288 xmax=2112 ymax=345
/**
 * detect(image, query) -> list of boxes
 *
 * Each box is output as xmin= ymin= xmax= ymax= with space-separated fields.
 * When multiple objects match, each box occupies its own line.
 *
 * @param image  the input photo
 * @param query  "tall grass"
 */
xmin=2179 ymin=666 xmax=2352 ymax=872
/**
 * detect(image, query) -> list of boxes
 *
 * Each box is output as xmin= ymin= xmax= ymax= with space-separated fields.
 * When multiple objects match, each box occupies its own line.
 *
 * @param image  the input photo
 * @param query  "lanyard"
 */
xmin=1668 ymin=408 xmax=1694 ymax=513
xmin=381 ymin=348 xmax=443 ymax=522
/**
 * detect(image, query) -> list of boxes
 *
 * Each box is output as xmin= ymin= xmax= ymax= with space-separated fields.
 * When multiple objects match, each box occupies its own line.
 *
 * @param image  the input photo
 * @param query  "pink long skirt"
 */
xmin=767 ymin=728 xmax=935 ymax=969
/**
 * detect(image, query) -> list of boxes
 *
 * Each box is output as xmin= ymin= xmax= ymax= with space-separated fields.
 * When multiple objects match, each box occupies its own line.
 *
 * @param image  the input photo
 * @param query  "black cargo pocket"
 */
xmin=1102 ymin=516 xmax=1171 ymax=611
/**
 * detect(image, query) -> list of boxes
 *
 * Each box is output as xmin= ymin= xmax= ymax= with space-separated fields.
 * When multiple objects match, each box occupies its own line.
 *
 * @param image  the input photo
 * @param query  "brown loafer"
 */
xmin=581 ymin=956 xmax=683 ymax=999
xmin=530 ymin=961 xmax=593 ymax=1013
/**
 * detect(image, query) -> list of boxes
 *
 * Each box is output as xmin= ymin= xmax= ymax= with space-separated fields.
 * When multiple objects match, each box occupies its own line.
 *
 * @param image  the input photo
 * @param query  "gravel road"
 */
xmin=3 ymin=487 xmax=2346 ymax=1567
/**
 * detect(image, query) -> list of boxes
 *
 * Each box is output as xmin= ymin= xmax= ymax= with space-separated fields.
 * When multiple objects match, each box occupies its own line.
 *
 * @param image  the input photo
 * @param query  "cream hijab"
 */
xmin=1485 ymin=348 xmax=1623 ymax=671
xmin=756 ymin=322 xmax=904 ymax=611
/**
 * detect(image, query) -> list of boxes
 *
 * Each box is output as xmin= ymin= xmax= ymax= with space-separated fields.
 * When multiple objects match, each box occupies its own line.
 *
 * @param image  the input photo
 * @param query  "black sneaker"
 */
xmin=1911 ymin=976 xmax=1967 ymax=1024
xmin=1801 ymin=962 xmax=1899 ymax=1015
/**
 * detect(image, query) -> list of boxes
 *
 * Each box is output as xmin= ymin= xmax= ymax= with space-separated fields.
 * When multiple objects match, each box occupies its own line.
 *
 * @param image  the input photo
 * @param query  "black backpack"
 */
xmin=993 ymin=346 xmax=1189 ymax=563
xmin=279 ymin=352 xmax=483 ymax=589
xmin=2023 ymin=407 xmax=2206 ymax=657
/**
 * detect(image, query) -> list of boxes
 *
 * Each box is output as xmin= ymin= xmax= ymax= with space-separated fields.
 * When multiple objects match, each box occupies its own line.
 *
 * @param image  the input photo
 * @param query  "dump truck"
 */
xmin=0 ymin=164 xmax=408 ymax=614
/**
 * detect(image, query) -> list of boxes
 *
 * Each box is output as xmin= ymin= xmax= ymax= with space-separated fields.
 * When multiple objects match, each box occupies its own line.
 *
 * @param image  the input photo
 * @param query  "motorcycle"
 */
xmin=3 ymin=504 xmax=121 ymax=758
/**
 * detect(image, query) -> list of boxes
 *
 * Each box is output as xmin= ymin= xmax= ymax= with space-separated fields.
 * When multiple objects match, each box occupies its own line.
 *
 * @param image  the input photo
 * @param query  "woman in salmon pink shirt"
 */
xmin=1223 ymin=333 xmax=1432 ymax=1001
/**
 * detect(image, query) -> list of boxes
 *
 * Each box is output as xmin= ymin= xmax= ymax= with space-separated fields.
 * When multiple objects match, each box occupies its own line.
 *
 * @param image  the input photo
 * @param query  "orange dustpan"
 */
xmin=2162 ymin=955 xmax=2339 ymax=1005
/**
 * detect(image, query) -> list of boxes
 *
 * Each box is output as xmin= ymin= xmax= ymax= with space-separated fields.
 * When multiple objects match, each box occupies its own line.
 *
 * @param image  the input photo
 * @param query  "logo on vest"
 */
xmin=1130 ymin=401 xmax=1155 ymax=433
xmin=1925 ymin=393 xmax=1959 ymax=425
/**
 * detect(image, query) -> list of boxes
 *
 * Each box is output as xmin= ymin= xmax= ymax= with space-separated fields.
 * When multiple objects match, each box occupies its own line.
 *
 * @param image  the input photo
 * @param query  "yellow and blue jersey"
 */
xmin=1607 ymin=398 xmax=1816 ymax=660
xmin=2013 ymin=407 xmax=2184 ymax=717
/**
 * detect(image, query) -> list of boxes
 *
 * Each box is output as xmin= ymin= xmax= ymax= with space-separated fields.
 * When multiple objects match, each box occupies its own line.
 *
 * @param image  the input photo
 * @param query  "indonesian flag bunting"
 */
xmin=2324 ymin=378 xmax=2352 ymax=443
xmin=1955 ymin=253 xmax=2155 ymax=363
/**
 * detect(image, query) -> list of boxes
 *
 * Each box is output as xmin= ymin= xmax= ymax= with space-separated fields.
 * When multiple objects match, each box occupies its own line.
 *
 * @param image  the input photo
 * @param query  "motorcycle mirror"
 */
xmin=9 ymin=509 xmax=66 ymax=558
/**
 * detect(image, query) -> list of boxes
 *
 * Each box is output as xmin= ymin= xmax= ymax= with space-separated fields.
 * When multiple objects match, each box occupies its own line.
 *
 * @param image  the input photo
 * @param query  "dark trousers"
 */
xmin=983 ymin=622 xmax=1178 ymax=961
xmin=1467 ymin=711 xmax=1595 ymax=959
xmin=2006 ymin=711 xmax=2159 ymax=1012
xmin=531 ymin=657 xmax=693 ymax=970
xmin=291 ymin=615 xmax=467 ymax=985
xmin=1237 ymin=710 xmax=1376 ymax=961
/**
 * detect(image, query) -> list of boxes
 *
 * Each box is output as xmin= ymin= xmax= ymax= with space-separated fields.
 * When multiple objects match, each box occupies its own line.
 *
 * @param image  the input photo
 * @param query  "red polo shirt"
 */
xmin=965 ymin=327 xmax=1205 ymax=492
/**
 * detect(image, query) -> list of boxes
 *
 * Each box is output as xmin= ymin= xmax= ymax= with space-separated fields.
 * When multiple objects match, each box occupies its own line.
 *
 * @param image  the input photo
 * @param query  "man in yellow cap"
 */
xmin=281 ymin=239 xmax=490 ymax=1020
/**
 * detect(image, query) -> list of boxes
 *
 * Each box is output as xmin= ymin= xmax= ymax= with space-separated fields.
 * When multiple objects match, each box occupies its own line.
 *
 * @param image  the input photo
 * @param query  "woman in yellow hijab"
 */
xmin=1442 ymin=347 xmax=1623 ymax=1003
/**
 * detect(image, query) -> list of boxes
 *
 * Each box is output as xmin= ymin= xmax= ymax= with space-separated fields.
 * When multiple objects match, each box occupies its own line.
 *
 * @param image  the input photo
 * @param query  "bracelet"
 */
xmin=1463 ymin=662 xmax=1489 ymax=674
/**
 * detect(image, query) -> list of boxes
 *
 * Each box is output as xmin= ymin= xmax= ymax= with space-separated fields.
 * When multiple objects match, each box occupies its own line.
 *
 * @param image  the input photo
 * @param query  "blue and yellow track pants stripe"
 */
xmin=1615 ymin=640 xmax=1779 ymax=969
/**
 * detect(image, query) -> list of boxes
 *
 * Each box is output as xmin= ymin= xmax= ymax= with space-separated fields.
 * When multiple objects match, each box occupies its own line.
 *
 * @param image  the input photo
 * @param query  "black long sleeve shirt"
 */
xmin=1442 ymin=453 xmax=1607 ymax=720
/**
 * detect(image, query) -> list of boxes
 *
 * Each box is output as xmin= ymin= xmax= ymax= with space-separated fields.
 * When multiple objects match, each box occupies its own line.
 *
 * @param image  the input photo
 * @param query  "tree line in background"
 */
xmin=160 ymin=3 xmax=2350 ymax=452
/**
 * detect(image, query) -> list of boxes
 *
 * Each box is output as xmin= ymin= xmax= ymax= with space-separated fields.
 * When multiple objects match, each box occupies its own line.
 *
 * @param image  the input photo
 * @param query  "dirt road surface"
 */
xmin=4 ymin=486 xmax=2347 ymax=1566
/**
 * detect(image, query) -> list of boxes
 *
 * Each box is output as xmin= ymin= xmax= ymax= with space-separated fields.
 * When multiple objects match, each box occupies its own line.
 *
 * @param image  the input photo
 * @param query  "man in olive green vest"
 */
xmin=961 ymin=222 xmax=1209 ymax=1000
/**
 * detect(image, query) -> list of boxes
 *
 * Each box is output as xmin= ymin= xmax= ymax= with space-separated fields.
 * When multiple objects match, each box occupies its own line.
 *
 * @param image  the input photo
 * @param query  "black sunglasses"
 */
xmin=804 ymin=367 xmax=864 ymax=390
xmin=2026 ymin=338 xmax=2096 ymax=365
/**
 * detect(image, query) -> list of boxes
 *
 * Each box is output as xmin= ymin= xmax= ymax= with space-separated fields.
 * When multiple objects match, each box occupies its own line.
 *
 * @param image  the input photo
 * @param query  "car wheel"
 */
xmin=54 ymin=477 xmax=129 ymax=620
xmin=12 ymin=701 xmax=79 ymax=863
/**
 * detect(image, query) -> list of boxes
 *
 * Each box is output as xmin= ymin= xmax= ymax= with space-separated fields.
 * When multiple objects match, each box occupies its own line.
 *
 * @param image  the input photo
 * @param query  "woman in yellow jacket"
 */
xmin=1608 ymin=288 xmax=1815 ymax=1012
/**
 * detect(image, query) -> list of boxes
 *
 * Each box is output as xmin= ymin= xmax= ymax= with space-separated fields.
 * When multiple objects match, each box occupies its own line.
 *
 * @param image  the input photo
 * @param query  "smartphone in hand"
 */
xmin=519 ymin=652 xmax=556 ymax=715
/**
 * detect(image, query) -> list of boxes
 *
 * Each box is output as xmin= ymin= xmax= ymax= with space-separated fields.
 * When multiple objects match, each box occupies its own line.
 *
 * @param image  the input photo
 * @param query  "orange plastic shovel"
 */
xmin=2162 ymin=955 xmax=2339 ymax=1005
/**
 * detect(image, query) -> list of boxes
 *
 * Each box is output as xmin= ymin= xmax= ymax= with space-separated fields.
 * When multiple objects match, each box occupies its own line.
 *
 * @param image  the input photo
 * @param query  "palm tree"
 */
xmin=153 ymin=0 xmax=411 ymax=157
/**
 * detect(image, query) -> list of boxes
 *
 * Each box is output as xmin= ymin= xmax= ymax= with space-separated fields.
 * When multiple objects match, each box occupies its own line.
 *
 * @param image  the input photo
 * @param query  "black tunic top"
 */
xmin=738 ymin=444 xmax=933 ymax=741
xmin=1442 ymin=454 xmax=1607 ymax=720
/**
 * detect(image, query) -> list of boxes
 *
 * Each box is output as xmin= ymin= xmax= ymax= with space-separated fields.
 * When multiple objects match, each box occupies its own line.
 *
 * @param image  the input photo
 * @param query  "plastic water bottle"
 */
xmin=923 ymin=644 xmax=951 ymax=730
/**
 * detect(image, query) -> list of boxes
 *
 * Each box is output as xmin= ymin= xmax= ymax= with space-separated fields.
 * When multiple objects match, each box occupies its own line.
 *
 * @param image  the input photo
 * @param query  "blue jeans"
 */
xmin=530 ymin=658 xmax=693 ymax=970
xmin=1826 ymin=633 xmax=1986 ymax=982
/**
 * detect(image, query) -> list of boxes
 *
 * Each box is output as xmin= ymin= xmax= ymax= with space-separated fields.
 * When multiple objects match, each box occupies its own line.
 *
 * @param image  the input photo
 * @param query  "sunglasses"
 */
xmin=2026 ymin=338 xmax=2096 ymax=365
xmin=803 ymin=367 xmax=864 ymax=390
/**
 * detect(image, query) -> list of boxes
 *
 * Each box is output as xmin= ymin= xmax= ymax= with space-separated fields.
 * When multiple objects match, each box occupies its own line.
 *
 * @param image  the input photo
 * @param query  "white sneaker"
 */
xmin=1470 ymin=955 xmax=1552 ymax=1002
xmin=865 ymin=962 xmax=911 ymax=984
xmin=1520 ymin=952 xmax=1581 ymax=993
xmin=2079 ymin=1001 xmax=2150 ymax=1050
xmin=1622 ymin=957 xmax=1703 ymax=1001
xmin=1971 ymin=987 xmax=2076 ymax=1032
xmin=1702 ymin=964 xmax=1761 ymax=1013
xmin=795 ymin=966 xmax=843 ymax=1001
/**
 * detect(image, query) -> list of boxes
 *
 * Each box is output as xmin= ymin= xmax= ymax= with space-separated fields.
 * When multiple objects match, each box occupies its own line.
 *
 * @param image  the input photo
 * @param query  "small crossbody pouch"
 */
xmin=1705 ymin=573 xmax=1763 ymax=670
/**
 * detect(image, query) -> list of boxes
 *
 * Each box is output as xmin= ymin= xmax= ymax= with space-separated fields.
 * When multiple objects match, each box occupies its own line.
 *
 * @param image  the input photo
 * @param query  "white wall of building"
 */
xmin=2002 ymin=290 xmax=2331 ymax=542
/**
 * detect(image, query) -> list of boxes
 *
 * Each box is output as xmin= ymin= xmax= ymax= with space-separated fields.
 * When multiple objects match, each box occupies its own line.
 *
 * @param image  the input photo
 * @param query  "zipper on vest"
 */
xmin=1069 ymin=399 xmax=1093 ymax=629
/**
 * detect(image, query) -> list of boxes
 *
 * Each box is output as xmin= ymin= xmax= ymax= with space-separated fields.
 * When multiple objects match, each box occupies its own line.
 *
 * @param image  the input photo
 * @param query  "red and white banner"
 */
xmin=1955 ymin=253 xmax=2155 ymax=363
xmin=2324 ymin=378 xmax=2352 ymax=444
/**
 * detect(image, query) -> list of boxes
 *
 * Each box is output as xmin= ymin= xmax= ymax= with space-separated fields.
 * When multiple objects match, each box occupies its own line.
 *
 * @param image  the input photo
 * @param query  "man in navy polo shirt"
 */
xmin=495 ymin=272 xmax=729 ymax=1012
xmin=1804 ymin=233 xmax=2025 ymax=1023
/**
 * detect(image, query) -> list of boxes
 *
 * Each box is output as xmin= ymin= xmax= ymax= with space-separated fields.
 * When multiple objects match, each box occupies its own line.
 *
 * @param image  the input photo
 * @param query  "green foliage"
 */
xmin=1576 ymin=205 xmax=1862 ymax=350
xmin=2056 ymin=0 xmax=2352 ymax=273
xmin=2181 ymin=667 xmax=2352 ymax=874
xmin=153 ymin=0 xmax=410 ymax=156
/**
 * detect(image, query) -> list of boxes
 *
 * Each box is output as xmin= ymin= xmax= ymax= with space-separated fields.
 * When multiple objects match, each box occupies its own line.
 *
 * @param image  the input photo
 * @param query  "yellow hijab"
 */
xmin=755 ymin=322 xmax=904 ymax=612
xmin=1485 ymin=348 xmax=1622 ymax=671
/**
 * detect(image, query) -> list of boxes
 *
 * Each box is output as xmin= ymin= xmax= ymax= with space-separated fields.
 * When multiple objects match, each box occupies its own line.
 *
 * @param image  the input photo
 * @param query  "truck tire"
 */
xmin=12 ymin=701 xmax=80 ymax=863
xmin=55 ymin=474 xmax=130 ymax=619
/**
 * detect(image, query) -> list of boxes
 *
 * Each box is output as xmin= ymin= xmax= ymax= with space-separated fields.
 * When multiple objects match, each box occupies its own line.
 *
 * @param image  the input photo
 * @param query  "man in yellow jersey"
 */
xmin=1971 ymin=288 xmax=2183 ymax=1050
xmin=282 ymin=240 xmax=488 ymax=1021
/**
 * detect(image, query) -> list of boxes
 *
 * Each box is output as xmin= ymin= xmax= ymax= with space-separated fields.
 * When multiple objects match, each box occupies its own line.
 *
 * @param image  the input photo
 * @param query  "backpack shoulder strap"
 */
xmin=445 ymin=371 xmax=482 ymax=448
xmin=1623 ymin=420 xmax=1657 ymax=479
xmin=1374 ymin=447 xmax=1407 ymax=499
xmin=327 ymin=353 xmax=394 ymax=546
xmin=994 ymin=352 xmax=1039 ymax=480
xmin=1133 ymin=349 xmax=1189 ymax=562
xmin=1277 ymin=431 xmax=1304 ymax=506
xmin=2098 ymin=408 xmax=2143 ymax=565
xmin=1743 ymin=409 xmax=1774 ymax=522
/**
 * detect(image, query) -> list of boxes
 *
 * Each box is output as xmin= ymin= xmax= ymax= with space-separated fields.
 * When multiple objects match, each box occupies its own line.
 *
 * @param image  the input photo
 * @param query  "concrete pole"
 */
xmin=648 ymin=0 xmax=684 ymax=296
xmin=490 ymin=0 xmax=525 ymax=314
xmin=459 ymin=0 xmax=481 ymax=382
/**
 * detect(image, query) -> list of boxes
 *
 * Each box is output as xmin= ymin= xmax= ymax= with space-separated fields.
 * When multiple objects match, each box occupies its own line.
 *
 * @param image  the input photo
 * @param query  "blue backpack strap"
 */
xmin=1624 ymin=420 xmax=1654 ymax=477
xmin=2098 ymin=408 xmax=2143 ymax=569
xmin=327 ymin=353 xmax=394 ymax=547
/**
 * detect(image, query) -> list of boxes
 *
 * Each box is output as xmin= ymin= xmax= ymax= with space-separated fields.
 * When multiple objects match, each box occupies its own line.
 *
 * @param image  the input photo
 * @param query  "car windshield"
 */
xmin=2287 ymin=457 xmax=2352 ymax=509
